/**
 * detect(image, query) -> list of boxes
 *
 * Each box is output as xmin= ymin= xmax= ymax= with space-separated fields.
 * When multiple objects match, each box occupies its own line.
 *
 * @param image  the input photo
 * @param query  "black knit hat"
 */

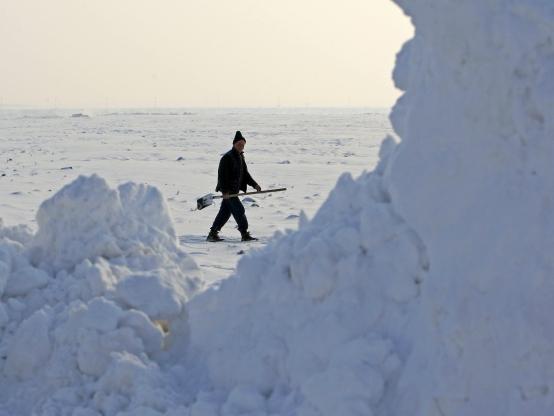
xmin=233 ymin=130 xmax=246 ymax=144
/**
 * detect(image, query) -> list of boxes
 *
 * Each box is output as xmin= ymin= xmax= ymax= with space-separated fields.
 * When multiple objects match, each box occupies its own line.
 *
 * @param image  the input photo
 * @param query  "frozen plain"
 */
xmin=0 ymin=108 xmax=388 ymax=284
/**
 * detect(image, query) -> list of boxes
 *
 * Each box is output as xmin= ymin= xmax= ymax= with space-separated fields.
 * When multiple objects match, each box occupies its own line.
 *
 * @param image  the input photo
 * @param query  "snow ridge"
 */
xmin=389 ymin=1 xmax=554 ymax=414
xmin=183 ymin=136 xmax=429 ymax=415
xmin=0 ymin=176 xmax=201 ymax=415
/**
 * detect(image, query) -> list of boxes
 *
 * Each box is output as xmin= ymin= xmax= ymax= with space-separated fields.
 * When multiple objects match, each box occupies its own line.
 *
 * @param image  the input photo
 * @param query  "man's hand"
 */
xmin=255 ymin=184 xmax=261 ymax=192
xmin=222 ymin=192 xmax=230 ymax=199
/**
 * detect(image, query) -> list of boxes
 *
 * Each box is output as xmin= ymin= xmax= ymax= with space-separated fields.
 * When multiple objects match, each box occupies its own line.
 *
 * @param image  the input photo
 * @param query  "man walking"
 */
xmin=207 ymin=131 xmax=261 ymax=242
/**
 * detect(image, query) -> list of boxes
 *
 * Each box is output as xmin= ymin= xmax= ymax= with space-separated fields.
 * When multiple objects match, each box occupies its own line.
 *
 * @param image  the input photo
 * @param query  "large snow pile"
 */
xmin=388 ymin=1 xmax=554 ymax=414
xmin=0 ymin=175 xmax=201 ymax=415
xmin=183 ymin=138 xmax=429 ymax=416
xmin=182 ymin=1 xmax=554 ymax=415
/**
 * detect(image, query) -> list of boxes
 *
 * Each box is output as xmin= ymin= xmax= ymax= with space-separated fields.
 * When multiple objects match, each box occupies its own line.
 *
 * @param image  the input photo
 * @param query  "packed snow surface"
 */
xmin=0 ymin=107 xmax=386 ymax=284
xmin=2 ymin=0 xmax=554 ymax=415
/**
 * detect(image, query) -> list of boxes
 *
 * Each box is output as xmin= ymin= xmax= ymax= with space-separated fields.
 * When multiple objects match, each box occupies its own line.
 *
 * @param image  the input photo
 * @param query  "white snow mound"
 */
xmin=182 ymin=1 xmax=554 ymax=415
xmin=182 ymin=137 xmax=429 ymax=415
xmin=0 ymin=175 xmax=201 ymax=415
xmin=388 ymin=1 xmax=554 ymax=415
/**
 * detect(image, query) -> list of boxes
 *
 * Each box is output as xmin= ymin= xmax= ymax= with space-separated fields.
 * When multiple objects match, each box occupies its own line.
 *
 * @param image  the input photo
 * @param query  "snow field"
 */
xmin=1 ymin=0 xmax=553 ymax=414
xmin=0 ymin=108 xmax=387 ymax=283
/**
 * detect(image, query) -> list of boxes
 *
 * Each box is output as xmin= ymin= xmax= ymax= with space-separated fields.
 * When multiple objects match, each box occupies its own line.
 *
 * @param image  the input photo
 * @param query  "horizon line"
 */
xmin=0 ymin=104 xmax=392 ymax=111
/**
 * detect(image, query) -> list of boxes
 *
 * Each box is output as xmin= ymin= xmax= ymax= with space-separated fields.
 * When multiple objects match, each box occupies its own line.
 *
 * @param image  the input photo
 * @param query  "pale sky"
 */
xmin=0 ymin=0 xmax=412 ymax=108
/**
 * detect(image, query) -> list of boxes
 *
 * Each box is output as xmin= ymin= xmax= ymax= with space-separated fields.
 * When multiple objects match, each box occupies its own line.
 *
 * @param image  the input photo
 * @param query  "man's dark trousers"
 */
xmin=211 ymin=197 xmax=248 ymax=233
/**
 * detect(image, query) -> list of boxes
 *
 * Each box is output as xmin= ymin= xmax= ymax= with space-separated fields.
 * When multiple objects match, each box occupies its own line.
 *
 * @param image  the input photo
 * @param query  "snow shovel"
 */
xmin=196 ymin=188 xmax=287 ymax=210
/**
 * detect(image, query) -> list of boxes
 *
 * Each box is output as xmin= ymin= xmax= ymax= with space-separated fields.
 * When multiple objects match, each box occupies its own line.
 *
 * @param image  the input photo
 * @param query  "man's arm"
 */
xmin=245 ymin=169 xmax=261 ymax=191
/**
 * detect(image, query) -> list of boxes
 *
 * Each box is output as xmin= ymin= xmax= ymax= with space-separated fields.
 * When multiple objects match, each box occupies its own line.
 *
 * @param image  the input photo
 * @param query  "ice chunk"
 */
xmin=5 ymin=308 xmax=53 ymax=379
xmin=116 ymin=274 xmax=182 ymax=319
xmin=4 ymin=266 xmax=50 ymax=297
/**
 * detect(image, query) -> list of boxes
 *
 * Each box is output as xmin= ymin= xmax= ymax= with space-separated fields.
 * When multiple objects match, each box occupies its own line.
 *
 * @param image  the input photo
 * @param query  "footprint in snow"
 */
xmin=242 ymin=197 xmax=259 ymax=207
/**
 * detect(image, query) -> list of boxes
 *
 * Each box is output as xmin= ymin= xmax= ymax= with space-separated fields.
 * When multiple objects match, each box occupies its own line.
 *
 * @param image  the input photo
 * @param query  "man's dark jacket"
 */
xmin=216 ymin=148 xmax=259 ymax=193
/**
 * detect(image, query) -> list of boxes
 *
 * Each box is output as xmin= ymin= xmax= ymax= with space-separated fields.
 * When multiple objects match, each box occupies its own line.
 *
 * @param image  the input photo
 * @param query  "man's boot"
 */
xmin=241 ymin=231 xmax=258 ymax=242
xmin=206 ymin=229 xmax=224 ymax=242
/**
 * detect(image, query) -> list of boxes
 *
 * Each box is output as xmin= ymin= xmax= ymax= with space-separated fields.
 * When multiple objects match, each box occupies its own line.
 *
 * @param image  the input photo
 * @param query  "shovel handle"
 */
xmin=214 ymin=188 xmax=287 ymax=199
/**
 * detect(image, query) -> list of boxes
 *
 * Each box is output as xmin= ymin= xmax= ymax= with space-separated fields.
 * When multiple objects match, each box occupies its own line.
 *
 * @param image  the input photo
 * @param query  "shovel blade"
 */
xmin=197 ymin=193 xmax=215 ymax=210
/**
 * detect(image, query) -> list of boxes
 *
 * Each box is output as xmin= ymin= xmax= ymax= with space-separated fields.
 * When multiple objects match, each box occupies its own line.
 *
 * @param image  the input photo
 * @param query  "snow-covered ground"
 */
xmin=0 ymin=108 xmax=388 ymax=283
xmin=2 ymin=0 xmax=554 ymax=414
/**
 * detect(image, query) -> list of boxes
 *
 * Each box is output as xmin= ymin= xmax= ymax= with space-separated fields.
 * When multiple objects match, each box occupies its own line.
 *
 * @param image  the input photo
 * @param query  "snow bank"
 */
xmin=181 ymin=1 xmax=554 ymax=415
xmin=0 ymin=175 xmax=201 ymax=415
xmin=183 ymin=138 xmax=429 ymax=415
xmin=388 ymin=1 xmax=554 ymax=414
